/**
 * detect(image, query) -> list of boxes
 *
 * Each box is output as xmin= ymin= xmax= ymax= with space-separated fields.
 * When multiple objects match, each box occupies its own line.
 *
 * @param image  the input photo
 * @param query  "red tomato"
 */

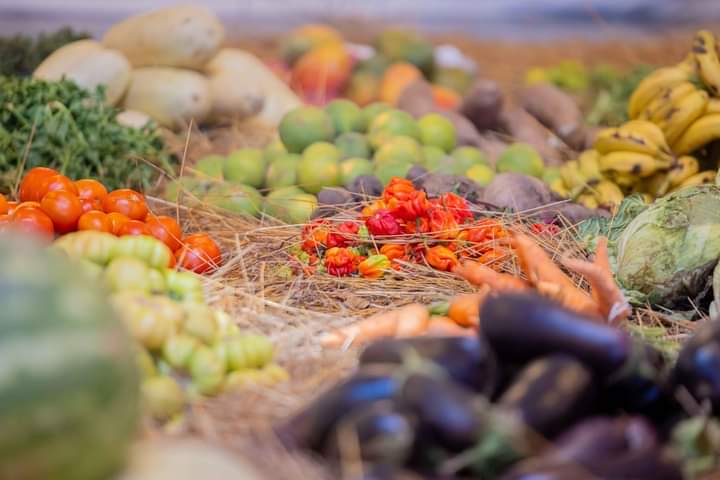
xmin=38 ymin=174 xmax=79 ymax=200
xmin=80 ymin=198 xmax=103 ymax=213
xmin=6 ymin=201 xmax=18 ymax=215
xmin=175 ymin=245 xmax=218 ymax=274
xmin=107 ymin=212 xmax=131 ymax=236
xmin=75 ymin=179 xmax=108 ymax=201
xmin=11 ymin=207 xmax=55 ymax=240
xmin=18 ymin=167 xmax=58 ymax=202
xmin=118 ymin=219 xmax=149 ymax=236
xmin=0 ymin=194 xmax=8 ymax=215
xmin=103 ymin=189 xmax=148 ymax=220
xmin=40 ymin=190 xmax=83 ymax=233
xmin=183 ymin=233 xmax=222 ymax=263
xmin=78 ymin=210 xmax=112 ymax=233
xmin=14 ymin=201 xmax=41 ymax=211
xmin=145 ymin=215 xmax=183 ymax=251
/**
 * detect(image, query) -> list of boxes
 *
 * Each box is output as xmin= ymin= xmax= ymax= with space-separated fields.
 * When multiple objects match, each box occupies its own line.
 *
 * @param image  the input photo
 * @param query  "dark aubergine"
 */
xmin=499 ymin=354 xmax=596 ymax=438
xmin=324 ymin=400 xmax=416 ymax=467
xmin=671 ymin=319 xmax=720 ymax=413
xmin=503 ymin=416 xmax=683 ymax=480
xmin=480 ymin=292 xmax=631 ymax=376
xmin=398 ymin=373 xmax=483 ymax=451
xmin=359 ymin=336 xmax=497 ymax=395
xmin=276 ymin=367 xmax=401 ymax=451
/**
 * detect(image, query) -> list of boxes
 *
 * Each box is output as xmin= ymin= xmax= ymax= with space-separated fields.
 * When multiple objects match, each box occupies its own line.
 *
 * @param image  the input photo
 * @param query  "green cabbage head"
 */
xmin=616 ymin=185 xmax=720 ymax=307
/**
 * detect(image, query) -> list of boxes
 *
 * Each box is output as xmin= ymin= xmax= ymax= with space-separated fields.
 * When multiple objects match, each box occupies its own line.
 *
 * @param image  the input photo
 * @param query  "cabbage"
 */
xmin=616 ymin=185 xmax=720 ymax=307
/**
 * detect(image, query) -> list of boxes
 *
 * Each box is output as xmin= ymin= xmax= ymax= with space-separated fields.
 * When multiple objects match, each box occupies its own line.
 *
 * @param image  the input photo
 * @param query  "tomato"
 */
xmin=118 ymin=219 xmax=149 ymax=236
xmin=40 ymin=190 xmax=83 ymax=233
xmin=0 ymin=194 xmax=8 ymax=215
xmin=103 ymin=189 xmax=148 ymax=220
xmin=80 ymin=198 xmax=103 ymax=213
xmin=38 ymin=174 xmax=79 ymax=201
xmin=112 ymin=235 xmax=174 ymax=269
xmin=107 ymin=212 xmax=131 ymax=236
xmin=14 ymin=201 xmax=41 ymax=211
xmin=5 ymin=201 xmax=18 ymax=215
xmin=18 ymin=167 xmax=58 ymax=202
xmin=183 ymin=233 xmax=222 ymax=264
xmin=75 ymin=179 xmax=108 ymax=201
xmin=175 ymin=245 xmax=219 ymax=274
xmin=11 ymin=207 xmax=55 ymax=240
xmin=145 ymin=215 xmax=183 ymax=251
xmin=78 ymin=210 xmax=112 ymax=233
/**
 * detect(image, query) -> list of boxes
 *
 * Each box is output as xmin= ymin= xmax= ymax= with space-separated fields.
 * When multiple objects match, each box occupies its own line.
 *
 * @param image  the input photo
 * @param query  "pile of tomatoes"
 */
xmin=0 ymin=167 xmax=222 ymax=274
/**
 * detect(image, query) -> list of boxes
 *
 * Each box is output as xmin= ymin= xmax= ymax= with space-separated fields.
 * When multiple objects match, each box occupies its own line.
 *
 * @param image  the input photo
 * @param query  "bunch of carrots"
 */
xmin=0 ymin=167 xmax=222 ymax=274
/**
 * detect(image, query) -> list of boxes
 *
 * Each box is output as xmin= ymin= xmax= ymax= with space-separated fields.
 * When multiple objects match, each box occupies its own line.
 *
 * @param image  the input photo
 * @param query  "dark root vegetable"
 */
xmin=460 ymin=79 xmax=503 ymax=132
xmin=672 ymin=319 xmax=720 ymax=413
xmin=518 ymin=83 xmax=586 ymax=151
xmin=348 ymin=175 xmax=384 ymax=199
xmin=482 ymin=173 xmax=554 ymax=213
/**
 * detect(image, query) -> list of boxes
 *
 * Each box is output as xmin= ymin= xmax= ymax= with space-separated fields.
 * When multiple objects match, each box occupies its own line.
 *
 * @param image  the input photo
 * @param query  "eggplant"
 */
xmin=398 ymin=373 xmax=483 ymax=451
xmin=359 ymin=336 xmax=497 ymax=395
xmin=324 ymin=400 xmax=415 ymax=467
xmin=499 ymin=354 xmax=596 ymax=438
xmin=672 ymin=319 xmax=720 ymax=413
xmin=502 ymin=416 xmax=683 ymax=480
xmin=480 ymin=292 xmax=631 ymax=376
xmin=276 ymin=367 xmax=401 ymax=451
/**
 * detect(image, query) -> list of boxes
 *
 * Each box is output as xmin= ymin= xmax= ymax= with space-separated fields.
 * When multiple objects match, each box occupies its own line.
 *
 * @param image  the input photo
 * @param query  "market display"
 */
xmin=2 ymin=3 xmax=720 ymax=479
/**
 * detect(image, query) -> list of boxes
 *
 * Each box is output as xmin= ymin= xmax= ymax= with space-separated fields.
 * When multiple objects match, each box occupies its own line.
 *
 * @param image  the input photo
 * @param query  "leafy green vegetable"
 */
xmin=0 ymin=77 xmax=175 ymax=193
xmin=0 ymin=27 xmax=90 ymax=77
xmin=585 ymin=64 xmax=656 ymax=126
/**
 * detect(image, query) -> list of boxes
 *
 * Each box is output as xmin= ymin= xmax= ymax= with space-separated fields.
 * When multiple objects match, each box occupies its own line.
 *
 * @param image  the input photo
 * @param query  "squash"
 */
xmin=204 ymin=49 xmax=302 ymax=125
xmin=102 ymin=5 xmax=224 ymax=69
xmin=122 ymin=67 xmax=211 ymax=129
xmin=33 ymin=39 xmax=131 ymax=105
xmin=0 ymin=233 xmax=139 ymax=479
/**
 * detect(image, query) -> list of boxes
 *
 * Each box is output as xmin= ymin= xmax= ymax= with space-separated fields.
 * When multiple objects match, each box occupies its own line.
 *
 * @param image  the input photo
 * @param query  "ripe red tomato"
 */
xmin=107 ymin=212 xmax=131 ymax=236
xmin=5 ymin=201 xmax=18 ymax=215
xmin=78 ymin=210 xmax=112 ymax=233
xmin=18 ymin=167 xmax=58 ymax=202
xmin=175 ymin=245 xmax=218 ymax=274
xmin=0 ymin=194 xmax=8 ymax=215
xmin=38 ymin=174 xmax=79 ymax=200
xmin=75 ymin=179 xmax=108 ymax=201
xmin=15 ymin=201 xmax=41 ymax=211
xmin=103 ymin=189 xmax=148 ymax=220
xmin=80 ymin=198 xmax=103 ymax=213
xmin=145 ymin=215 xmax=183 ymax=251
xmin=40 ymin=190 xmax=83 ymax=233
xmin=11 ymin=207 xmax=55 ymax=240
xmin=183 ymin=233 xmax=222 ymax=263
xmin=118 ymin=219 xmax=149 ymax=236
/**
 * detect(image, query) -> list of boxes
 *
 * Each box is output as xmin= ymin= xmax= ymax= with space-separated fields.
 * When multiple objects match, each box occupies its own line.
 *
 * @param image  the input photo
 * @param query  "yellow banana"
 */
xmin=549 ymin=178 xmax=570 ymax=198
xmin=593 ymin=127 xmax=672 ymax=162
xmin=559 ymin=160 xmax=588 ymax=190
xmin=577 ymin=150 xmax=604 ymax=182
xmin=599 ymin=151 xmax=661 ymax=178
xmin=606 ymin=171 xmax=638 ymax=189
xmin=577 ymin=193 xmax=599 ymax=210
xmin=627 ymin=66 xmax=691 ymax=119
xmin=693 ymin=30 xmax=720 ymax=96
xmin=640 ymin=193 xmax=654 ymax=204
xmin=591 ymin=180 xmax=625 ymax=211
xmin=672 ymin=113 xmax=720 ymax=155
xmin=640 ymin=82 xmax=696 ymax=123
xmin=667 ymin=155 xmax=700 ymax=188
xmin=657 ymin=89 xmax=709 ymax=145
xmin=636 ymin=172 xmax=671 ymax=198
xmin=706 ymin=97 xmax=720 ymax=114
xmin=677 ymin=53 xmax=697 ymax=75
xmin=672 ymin=170 xmax=716 ymax=191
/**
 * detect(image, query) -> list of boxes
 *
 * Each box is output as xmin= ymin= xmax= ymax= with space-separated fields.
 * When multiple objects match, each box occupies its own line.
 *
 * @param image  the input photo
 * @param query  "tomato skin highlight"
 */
xmin=145 ymin=215 xmax=183 ymax=252
xmin=6 ymin=201 xmax=18 ymax=215
xmin=18 ymin=167 xmax=58 ymax=202
xmin=103 ymin=189 xmax=148 ymax=220
xmin=40 ymin=190 xmax=83 ymax=233
xmin=107 ymin=212 xmax=131 ymax=236
xmin=78 ymin=210 xmax=112 ymax=233
xmin=183 ymin=233 xmax=222 ymax=264
xmin=118 ymin=219 xmax=150 ymax=237
xmin=175 ymin=245 xmax=216 ymax=274
xmin=11 ymin=207 xmax=55 ymax=240
xmin=38 ymin=174 xmax=79 ymax=200
xmin=80 ymin=198 xmax=104 ymax=213
xmin=75 ymin=179 xmax=108 ymax=201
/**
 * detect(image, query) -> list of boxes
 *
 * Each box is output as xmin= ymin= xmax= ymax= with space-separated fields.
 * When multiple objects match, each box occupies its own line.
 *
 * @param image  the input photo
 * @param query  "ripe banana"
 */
xmin=636 ymin=172 xmax=671 ymax=198
xmin=599 ymin=151 xmax=660 ymax=178
xmin=677 ymin=53 xmax=697 ymax=75
xmin=672 ymin=113 xmax=720 ymax=155
xmin=657 ymin=89 xmax=709 ymax=145
xmin=667 ymin=155 xmax=700 ymax=188
xmin=627 ymin=66 xmax=691 ymax=119
xmin=606 ymin=171 xmax=638 ymax=189
xmin=577 ymin=193 xmax=599 ymax=210
xmin=591 ymin=180 xmax=625 ymax=211
xmin=693 ymin=30 xmax=720 ymax=96
xmin=640 ymin=82 xmax=695 ymax=123
xmin=673 ymin=170 xmax=716 ymax=190
xmin=619 ymin=120 xmax=672 ymax=152
xmin=706 ymin=97 xmax=720 ymax=114
xmin=548 ymin=178 xmax=570 ymax=198
xmin=577 ymin=150 xmax=603 ymax=182
xmin=559 ymin=160 xmax=588 ymax=190
xmin=593 ymin=127 xmax=672 ymax=163
xmin=640 ymin=193 xmax=654 ymax=204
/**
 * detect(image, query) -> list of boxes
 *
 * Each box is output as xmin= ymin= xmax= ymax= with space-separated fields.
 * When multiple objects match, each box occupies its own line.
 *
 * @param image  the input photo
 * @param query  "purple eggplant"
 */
xmin=672 ymin=319 xmax=720 ymax=413
xmin=359 ymin=336 xmax=497 ymax=395
xmin=499 ymin=354 xmax=596 ymax=438
xmin=276 ymin=367 xmax=401 ymax=451
xmin=501 ymin=416 xmax=683 ymax=480
xmin=398 ymin=373 xmax=484 ymax=451
xmin=480 ymin=292 xmax=631 ymax=376
xmin=324 ymin=400 xmax=416 ymax=467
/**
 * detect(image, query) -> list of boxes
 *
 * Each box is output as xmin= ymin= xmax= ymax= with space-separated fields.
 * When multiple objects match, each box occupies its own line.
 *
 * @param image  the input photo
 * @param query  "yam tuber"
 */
xmin=460 ymin=79 xmax=503 ymax=131
xmin=518 ymin=83 xmax=586 ymax=151
xmin=499 ymin=107 xmax=564 ymax=167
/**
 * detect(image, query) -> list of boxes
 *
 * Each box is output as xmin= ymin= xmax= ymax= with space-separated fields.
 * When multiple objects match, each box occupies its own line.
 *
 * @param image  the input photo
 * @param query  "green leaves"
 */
xmin=0 ymin=77 xmax=174 ymax=193
xmin=0 ymin=27 xmax=90 ymax=77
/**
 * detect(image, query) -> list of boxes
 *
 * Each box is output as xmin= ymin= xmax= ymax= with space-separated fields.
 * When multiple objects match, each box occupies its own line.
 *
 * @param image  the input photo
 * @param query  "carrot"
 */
xmin=426 ymin=316 xmax=476 ymax=337
xmin=320 ymin=303 xmax=430 ymax=348
xmin=447 ymin=289 xmax=489 ymax=328
xmin=454 ymin=261 xmax=528 ymax=291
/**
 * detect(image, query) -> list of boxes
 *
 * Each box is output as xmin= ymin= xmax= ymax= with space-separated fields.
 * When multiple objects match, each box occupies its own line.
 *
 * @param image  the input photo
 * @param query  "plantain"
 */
xmin=606 ymin=171 xmax=638 ymax=189
xmin=599 ymin=151 xmax=661 ymax=178
xmin=671 ymin=170 xmax=716 ymax=191
xmin=667 ymin=155 xmax=700 ymax=188
xmin=693 ymin=30 xmax=720 ymax=96
xmin=576 ymin=193 xmax=599 ymax=210
xmin=559 ymin=160 xmax=588 ymax=190
xmin=627 ymin=66 xmax=691 ymax=119
xmin=672 ymin=113 xmax=720 ymax=155
xmin=577 ymin=149 xmax=604 ymax=182
xmin=636 ymin=172 xmax=671 ymax=198
xmin=676 ymin=52 xmax=697 ymax=75
xmin=591 ymin=180 xmax=625 ymax=211
xmin=706 ymin=97 xmax=720 ymax=114
xmin=548 ymin=177 xmax=570 ymax=198
xmin=593 ymin=127 xmax=672 ymax=163
xmin=639 ymin=81 xmax=696 ymax=123
xmin=657 ymin=89 xmax=709 ymax=145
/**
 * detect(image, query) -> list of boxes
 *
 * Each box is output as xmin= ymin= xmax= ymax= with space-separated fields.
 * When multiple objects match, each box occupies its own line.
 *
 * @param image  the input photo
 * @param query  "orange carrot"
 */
xmin=447 ymin=289 xmax=488 ymax=328
xmin=320 ymin=303 xmax=430 ymax=348
xmin=454 ymin=260 xmax=528 ymax=291
xmin=426 ymin=316 xmax=476 ymax=337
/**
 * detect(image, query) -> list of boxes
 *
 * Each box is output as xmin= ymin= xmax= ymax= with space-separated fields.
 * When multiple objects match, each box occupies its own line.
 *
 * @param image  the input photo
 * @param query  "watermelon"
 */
xmin=0 ymin=233 xmax=140 ymax=480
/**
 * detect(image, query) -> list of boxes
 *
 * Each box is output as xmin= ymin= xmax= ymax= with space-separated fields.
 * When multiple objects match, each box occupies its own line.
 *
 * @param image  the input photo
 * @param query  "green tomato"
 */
xmin=104 ymin=256 xmax=152 ymax=293
xmin=53 ymin=230 xmax=119 ymax=265
xmin=142 ymin=375 xmax=185 ymax=421
xmin=182 ymin=302 xmax=218 ymax=344
xmin=190 ymin=346 xmax=226 ymax=396
xmin=112 ymin=292 xmax=182 ymax=350
xmin=162 ymin=333 xmax=200 ymax=370
xmin=112 ymin=235 xmax=172 ymax=269
xmin=136 ymin=346 xmax=158 ymax=379
xmin=165 ymin=269 xmax=205 ymax=303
